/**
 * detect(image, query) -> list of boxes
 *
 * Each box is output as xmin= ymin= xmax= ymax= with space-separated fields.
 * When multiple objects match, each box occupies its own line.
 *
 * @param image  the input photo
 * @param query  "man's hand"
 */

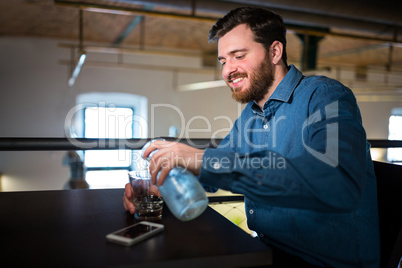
xmin=123 ymin=183 xmax=161 ymax=214
xmin=142 ymin=140 xmax=205 ymax=186
xmin=123 ymin=183 xmax=135 ymax=214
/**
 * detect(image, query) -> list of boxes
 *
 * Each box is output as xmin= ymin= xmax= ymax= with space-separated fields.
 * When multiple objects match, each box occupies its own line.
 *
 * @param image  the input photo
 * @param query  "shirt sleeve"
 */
xmin=199 ymin=83 xmax=370 ymax=213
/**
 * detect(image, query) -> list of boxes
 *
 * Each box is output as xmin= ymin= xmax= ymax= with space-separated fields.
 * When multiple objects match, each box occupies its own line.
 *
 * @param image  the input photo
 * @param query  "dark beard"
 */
xmin=231 ymin=55 xmax=273 ymax=104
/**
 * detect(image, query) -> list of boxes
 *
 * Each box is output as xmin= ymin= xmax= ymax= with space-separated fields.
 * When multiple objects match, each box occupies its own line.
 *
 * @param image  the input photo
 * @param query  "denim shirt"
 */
xmin=199 ymin=65 xmax=380 ymax=267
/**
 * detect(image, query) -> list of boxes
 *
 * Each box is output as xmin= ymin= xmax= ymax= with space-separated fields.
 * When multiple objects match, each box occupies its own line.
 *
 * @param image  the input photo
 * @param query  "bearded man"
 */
xmin=124 ymin=7 xmax=380 ymax=268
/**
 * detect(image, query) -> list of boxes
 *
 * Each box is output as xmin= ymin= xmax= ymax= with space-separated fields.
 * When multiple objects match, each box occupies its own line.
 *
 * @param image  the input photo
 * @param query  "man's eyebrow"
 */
xmin=217 ymin=49 xmax=248 ymax=61
xmin=230 ymin=48 xmax=248 ymax=54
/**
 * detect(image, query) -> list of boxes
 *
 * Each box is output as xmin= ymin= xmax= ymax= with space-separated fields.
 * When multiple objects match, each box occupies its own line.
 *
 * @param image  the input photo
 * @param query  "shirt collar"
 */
xmin=251 ymin=65 xmax=303 ymax=113
xmin=270 ymin=65 xmax=303 ymax=102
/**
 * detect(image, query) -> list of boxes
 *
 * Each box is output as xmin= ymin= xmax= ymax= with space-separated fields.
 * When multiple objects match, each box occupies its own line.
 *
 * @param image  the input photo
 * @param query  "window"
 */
xmin=387 ymin=108 xmax=402 ymax=163
xmin=84 ymin=106 xmax=133 ymax=168
xmin=70 ymin=92 xmax=148 ymax=188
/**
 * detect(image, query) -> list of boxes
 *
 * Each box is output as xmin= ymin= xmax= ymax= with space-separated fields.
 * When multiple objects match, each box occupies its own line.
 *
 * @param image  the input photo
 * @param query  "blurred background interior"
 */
xmin=1 ymin=0 xmax=402 ymax=233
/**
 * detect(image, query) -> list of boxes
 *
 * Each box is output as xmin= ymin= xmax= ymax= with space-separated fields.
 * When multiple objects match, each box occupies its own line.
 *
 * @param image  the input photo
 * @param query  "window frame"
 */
xmin=387 ymin=108 xmax=402 ymax=164
xmin=67 ymin=92 xmax=148 ymax=188
xmin=83 ymin=105 xmax=134 ymax=170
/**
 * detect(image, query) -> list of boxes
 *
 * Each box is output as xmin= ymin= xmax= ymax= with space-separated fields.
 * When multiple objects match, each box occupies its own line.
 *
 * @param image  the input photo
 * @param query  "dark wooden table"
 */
xmin=0 ymin=189 xmax=272 ymax=267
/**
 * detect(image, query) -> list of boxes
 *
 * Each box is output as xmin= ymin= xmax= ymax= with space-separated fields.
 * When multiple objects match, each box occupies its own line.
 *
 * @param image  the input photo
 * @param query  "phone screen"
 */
xmin=114 ymin=223 xmax=162 ymax=239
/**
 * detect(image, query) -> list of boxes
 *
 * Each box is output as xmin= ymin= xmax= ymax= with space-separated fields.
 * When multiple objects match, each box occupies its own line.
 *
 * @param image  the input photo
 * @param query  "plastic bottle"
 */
xmin=141 ymin=139 xmax=208 ymax=221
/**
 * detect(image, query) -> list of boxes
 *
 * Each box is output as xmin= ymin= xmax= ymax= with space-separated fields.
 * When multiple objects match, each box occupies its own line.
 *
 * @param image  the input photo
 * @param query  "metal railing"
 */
xmin=0 ymin=137 xmax=401 ymax=151
xmin=0 ymin=137 xmax=400 ymax=202
xmin=0 ymin=137 xmax=223 ymax=151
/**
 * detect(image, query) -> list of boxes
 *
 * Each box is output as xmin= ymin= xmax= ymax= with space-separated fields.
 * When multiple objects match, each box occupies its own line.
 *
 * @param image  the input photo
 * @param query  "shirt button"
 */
xmin=263 ymin=124 xmax=268 ymax=129
xmin=249 ymin=209 xmax=254 ymax=215
xmin=213 ymin=162 xmax=221 ymax=170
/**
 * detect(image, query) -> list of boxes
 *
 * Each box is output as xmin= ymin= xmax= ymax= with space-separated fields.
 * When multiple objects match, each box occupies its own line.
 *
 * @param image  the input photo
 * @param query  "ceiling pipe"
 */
xmin=55 ymin=0 xmax=402 ymax=43
xmin=222 ymin=0 xmax=402 ymax=26
xmin=134 ymin=0 xmax=402 ymax=28
xmin=111 ymin=0 xmax=402 ymax=37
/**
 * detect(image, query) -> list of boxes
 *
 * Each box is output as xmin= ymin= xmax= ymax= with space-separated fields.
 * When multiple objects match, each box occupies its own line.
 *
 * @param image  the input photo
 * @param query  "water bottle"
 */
xmin=141 ymin=139 xmax=208 ymax=221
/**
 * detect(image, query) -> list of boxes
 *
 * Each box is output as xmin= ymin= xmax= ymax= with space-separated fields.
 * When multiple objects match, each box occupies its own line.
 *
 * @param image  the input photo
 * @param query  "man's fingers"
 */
xmin=143 ymin=140 xmax=173 ymax=158
xmin=123 ymin=183 xmax=135 ymax=214
xmin=125 ymin=183 xmax=132 ymax=195
xmin=156 ymin=167 xmax=171 ymax=186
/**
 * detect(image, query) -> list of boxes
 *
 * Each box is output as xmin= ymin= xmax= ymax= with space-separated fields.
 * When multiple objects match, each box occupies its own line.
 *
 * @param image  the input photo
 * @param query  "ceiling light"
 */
xmin=68 ymin=52 xmax=86 ymax=87
xmin=177 ymin=80 xmax=226 ymax=91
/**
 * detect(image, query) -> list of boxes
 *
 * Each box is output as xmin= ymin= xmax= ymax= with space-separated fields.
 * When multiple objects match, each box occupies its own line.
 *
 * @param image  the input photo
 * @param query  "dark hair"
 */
xmin=209 ymin=7 xmax=288 ymax=66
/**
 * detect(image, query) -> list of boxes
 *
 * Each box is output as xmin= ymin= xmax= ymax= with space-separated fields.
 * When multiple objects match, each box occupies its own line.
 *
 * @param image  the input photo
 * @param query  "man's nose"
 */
xmin=222 ymin=60 xmax=237 ymax=80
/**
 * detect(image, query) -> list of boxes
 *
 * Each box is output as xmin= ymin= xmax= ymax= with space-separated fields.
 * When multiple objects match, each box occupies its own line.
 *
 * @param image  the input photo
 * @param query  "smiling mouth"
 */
xmin=231 ymin=77 xmax=244 ymax=83
xmin=228 ymin=75 xmax=246 ymax=92
xmin=229 ymin=74 xmax=247 ymax=84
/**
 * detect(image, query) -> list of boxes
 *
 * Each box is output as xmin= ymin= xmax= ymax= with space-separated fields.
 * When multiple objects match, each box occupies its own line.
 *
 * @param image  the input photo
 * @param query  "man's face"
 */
xmin=218 ymin=24 xmax=274 ymax=104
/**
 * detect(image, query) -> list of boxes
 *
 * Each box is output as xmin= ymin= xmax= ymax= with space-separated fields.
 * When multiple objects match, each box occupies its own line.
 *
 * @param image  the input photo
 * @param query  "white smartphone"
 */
xmin=106 ymin=221 xmax=164 ymax=246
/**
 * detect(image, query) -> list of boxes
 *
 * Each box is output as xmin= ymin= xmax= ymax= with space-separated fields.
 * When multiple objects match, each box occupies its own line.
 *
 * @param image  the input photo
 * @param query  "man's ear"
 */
xmin=270 ymin=41 xmax=283 ymax=65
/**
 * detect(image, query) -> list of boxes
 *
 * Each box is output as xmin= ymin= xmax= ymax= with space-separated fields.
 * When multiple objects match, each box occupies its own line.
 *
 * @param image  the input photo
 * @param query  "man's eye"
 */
xmin=235 ymin=55 xmax=244 ymax=60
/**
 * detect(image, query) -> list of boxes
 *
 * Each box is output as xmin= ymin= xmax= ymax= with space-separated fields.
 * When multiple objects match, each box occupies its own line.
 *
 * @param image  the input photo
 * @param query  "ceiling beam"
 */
xmin=54 ymin=0 xmax=218 ymax=22
xmin=54 ymin=0 xmax=402 ymax=45
xmin=58 ymin=43 xmax=203 ymax=57
xmin=113 ymin=4 xmax=153 ymax=46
